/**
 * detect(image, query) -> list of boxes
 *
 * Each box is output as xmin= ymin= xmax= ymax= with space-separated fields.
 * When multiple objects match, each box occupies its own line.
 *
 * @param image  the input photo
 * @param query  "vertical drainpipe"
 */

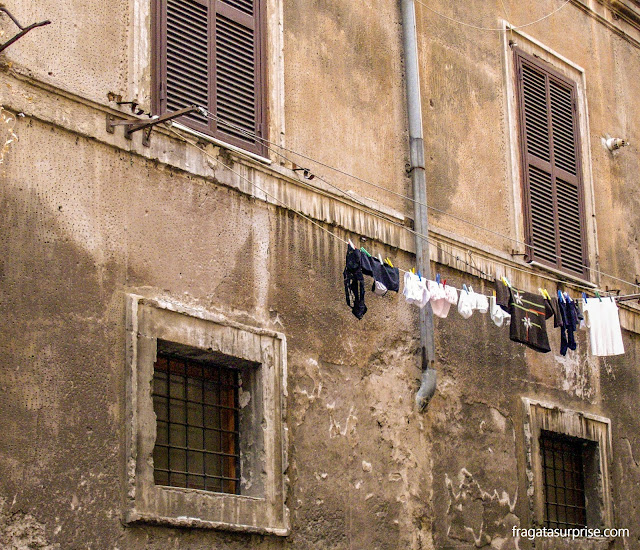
xmin=401 ymin=0 xmax=437 ymax=411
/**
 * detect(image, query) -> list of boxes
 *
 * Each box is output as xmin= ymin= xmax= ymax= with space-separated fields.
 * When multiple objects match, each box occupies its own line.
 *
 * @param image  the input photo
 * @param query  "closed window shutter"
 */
xmin=155 ymin=0 xmax=266 ymax=155
xmin=165 ymin=0 xmax=210 ymax=127
xmin=515 ymin=50 xmax=588 ymax=278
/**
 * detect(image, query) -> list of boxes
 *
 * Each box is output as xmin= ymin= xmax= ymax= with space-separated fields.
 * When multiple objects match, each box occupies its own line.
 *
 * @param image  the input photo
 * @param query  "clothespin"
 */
xmin=463 ymin=284 xmax=469 ymax=294
xmin=442 ymin=279 xmax=447 ymax=287
xmin=411 ymin=267 xmax=416 ymax=275
xmin=582 ymin=292 xmax=587 ymax=303
xmin=557 ymin=290 xmax=564 ymax=303
xmin=378 ymin=253 xmax=383 ymax=264
xmin=538 ymin=287 xmax=545 ymax=299
xmin=385 ymin=257 xmax=394 ymax=267
xmin=564 ymin=291 xmax=573 ymax=304
xmin=417 ymin=270 xmax=422 ymax=281
xmin=595 ymin=290 xmax=602 ymax=302
xmin=348 ymin=239 xmax=355 ymax=249
xmin=436 ymin=274 xmax=441 ymax=284
xmin=360 ymin=247 xmax=372 ymax=257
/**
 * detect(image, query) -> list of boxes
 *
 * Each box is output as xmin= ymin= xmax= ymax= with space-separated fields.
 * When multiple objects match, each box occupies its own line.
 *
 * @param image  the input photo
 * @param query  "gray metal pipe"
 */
xmin=400 ymin=0 xmax=436 ymax=411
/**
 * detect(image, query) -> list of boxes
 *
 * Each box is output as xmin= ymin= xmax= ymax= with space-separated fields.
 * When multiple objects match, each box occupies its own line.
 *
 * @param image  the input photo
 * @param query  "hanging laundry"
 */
xmin=558 ymin=292 xmax=578 ymax=356
xmin=403 ymin=271 xmax=430 ymax=308
xmin=370 ymin=256 xmax=400 ymax=296
xmin=495 ymin=278 xmax=511 ymax=313
xmin=457 ymin=286 xmax=474 ymax=319
xmin=498 ymin=284 xmax=551 ymax=353
xmin=574 ymin=299 xmax=585 ymax=328
xmin=544 ymin=293 xmax=562 ymax=329
xmin=343 ymin=246 xmax=367 ymax=319
xmin=359 ymin=249 xmax=375 ymax=278
xmin=468 ymin=286 xmax=489 ymax=313
xmin=427 ymin=280 xmax=458 ymax=318
xmin=490 ymin=295 xmax=511 ymax=327
xmin=582 ymin=297 xmax=624 ymax=356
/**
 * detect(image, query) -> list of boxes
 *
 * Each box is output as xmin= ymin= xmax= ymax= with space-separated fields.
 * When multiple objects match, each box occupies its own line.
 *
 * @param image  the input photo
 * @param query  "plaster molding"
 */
xmin=3 ymin=70 xmax=640 ymax=332
xmin=571 ymin=0 xmax=640 ymax=49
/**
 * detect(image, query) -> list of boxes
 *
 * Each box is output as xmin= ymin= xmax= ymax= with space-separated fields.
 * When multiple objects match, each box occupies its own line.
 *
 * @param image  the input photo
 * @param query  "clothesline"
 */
xmin=168 ymin=124 xmax=638 ymax=307
xmin=168 ymin=126 xmax=626 ymax=358
xmin=349 ymin=240 xmax=640 ymax=305
xmin=199 ymin=110 xmax=639 ymax=294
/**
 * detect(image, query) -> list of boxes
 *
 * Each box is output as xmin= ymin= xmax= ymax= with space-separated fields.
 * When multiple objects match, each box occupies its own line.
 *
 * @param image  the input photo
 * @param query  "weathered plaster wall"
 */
xmin=419 ymin=0 xmax=640 ymax=290
xmin=283 ymin=0 xmax=410 ymax=213
xmin=1 ymin=0 xmax=640 ymax=549
xmin=0 ymin=115 xmax=434 ymax=549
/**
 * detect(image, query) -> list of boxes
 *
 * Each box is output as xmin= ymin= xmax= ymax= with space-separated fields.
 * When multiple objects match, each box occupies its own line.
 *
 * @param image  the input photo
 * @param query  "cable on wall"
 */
xmin=198 ymin=111 xmax=639 ymax=292
xmin=412 ymin=0 xmax=572 ymax=32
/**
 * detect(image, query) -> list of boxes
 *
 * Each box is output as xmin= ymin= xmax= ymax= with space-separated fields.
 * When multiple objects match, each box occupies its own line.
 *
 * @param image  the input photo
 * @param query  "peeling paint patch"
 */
xmin=555 ymin=352 xmax=598 ymax=400
xmin=445 ymin=469 xmax=520 ymax=549
xmin=327 ymin=403 xmax=357 ymax=438
xmin=0 ymin=107 xmax=18 ymax=166
xmin=0 ymin=497 xmax=59 ymax=549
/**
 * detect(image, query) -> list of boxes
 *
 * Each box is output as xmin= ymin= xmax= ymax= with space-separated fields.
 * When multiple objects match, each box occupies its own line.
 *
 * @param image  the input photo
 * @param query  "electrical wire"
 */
xmin=413 ymin=0 xmax=572 ymax=32
xmin=201 ymin=111 xmax=639 ymax=292
xmin=168 ymin=122 xmax=640 ymax=303
xmin=166 ymin=126 xmax=349 ymax=248
xmin=169 ymin=124 xmax=640 ymax=304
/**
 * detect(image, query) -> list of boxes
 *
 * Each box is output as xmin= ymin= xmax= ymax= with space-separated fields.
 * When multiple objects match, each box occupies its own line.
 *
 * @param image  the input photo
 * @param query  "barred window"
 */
xmin=540 ymin=430 xmax=594 ymax=529
xmin=152 ymin=342 xmax=240 ymax=494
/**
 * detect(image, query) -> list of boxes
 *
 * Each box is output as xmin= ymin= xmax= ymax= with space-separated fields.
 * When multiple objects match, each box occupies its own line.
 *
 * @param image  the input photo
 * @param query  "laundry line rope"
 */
xmin=198 ymin=110 xmax=639 ymax=293
xmin=413 ymin=0 xmax=572 ymax=32
xmin=166 ymin=124 xmax=640 ymax=303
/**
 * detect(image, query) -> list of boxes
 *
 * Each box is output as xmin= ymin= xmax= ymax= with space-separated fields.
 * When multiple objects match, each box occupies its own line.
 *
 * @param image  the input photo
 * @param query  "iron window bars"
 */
xmin=152 ymin=351 xmax=241 ymax=494
xmin=540 ymin=430 xmax=588 ymax=529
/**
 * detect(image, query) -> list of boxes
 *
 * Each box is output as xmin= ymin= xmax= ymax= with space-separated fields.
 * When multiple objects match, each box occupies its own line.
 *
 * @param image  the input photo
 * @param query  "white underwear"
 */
xmin=490 ymin=295 xmax=511 ymax=327
xmin=458 ymin=288 xmax=474 ymax=319
xmin=468 ymin=286 xmax=489 ymax=313
xmin=403 ymin=272 xmax=430 ymax=308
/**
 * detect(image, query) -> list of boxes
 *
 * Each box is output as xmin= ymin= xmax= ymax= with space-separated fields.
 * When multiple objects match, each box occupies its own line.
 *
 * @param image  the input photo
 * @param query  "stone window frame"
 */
xmin=124 ymin=294 xmax=289 ymax=535
xmin=522 ymin=397 xmax=614 ymax=534
xmin=501 ymin=23 xmax=599 ymax=286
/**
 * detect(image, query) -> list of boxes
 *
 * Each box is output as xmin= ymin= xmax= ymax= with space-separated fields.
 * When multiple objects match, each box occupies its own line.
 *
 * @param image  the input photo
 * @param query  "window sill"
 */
xmin=125 ymin=510 xmax=289 ymax=536
xmin=529 ymin=261 xmax=597 ymax=289
xmin=169 ymin=122 xmax=272 ymax=166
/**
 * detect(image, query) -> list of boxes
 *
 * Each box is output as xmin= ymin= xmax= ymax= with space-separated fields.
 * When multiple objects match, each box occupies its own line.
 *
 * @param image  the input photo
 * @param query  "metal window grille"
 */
xmin=540 ymin=430 xmax=587 ymax=528
xmin=152 ymin=351 xmax=240 ymax=494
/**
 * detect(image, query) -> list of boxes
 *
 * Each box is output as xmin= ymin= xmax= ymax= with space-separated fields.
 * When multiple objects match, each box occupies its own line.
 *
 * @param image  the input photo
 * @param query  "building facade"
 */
xmin=1 ymin=0 xmax=639 ymax=548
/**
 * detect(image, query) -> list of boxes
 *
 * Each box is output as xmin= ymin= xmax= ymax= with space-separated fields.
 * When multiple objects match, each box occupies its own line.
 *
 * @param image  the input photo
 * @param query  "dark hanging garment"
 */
xmin=547 ymin=297 xmax=564 ymax=328
xmin=343 ymin=247 xmax=367 ymax=319
xmin=359 ymin=251 xmax=374 ymax=277
xmin=508 ymin=288 xmax=551 ymax=353
xmin=558 ymin=296 xmax=578 ymax=356
xmin=495 ymin=279 xmax=512 ymax=313
xmin=382 ymin=263 xmax=400 ymax=292
xmin=369 ymin=256 xmax=400 ymax=295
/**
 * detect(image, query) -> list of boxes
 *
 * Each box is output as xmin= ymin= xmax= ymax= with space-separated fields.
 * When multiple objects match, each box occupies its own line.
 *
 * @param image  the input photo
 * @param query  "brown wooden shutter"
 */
xmin=515 ymin=49 xmax=588 ymax=278
xmin=154 ymin=0 xmax=266 ymax=155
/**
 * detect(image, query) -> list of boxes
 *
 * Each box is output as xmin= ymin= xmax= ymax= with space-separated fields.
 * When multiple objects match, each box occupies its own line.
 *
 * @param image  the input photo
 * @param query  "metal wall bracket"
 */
xmin=0 ymin=8 xmax=51 ymax=53
xmin=106 ymin=105 xmax=201 ymax=147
